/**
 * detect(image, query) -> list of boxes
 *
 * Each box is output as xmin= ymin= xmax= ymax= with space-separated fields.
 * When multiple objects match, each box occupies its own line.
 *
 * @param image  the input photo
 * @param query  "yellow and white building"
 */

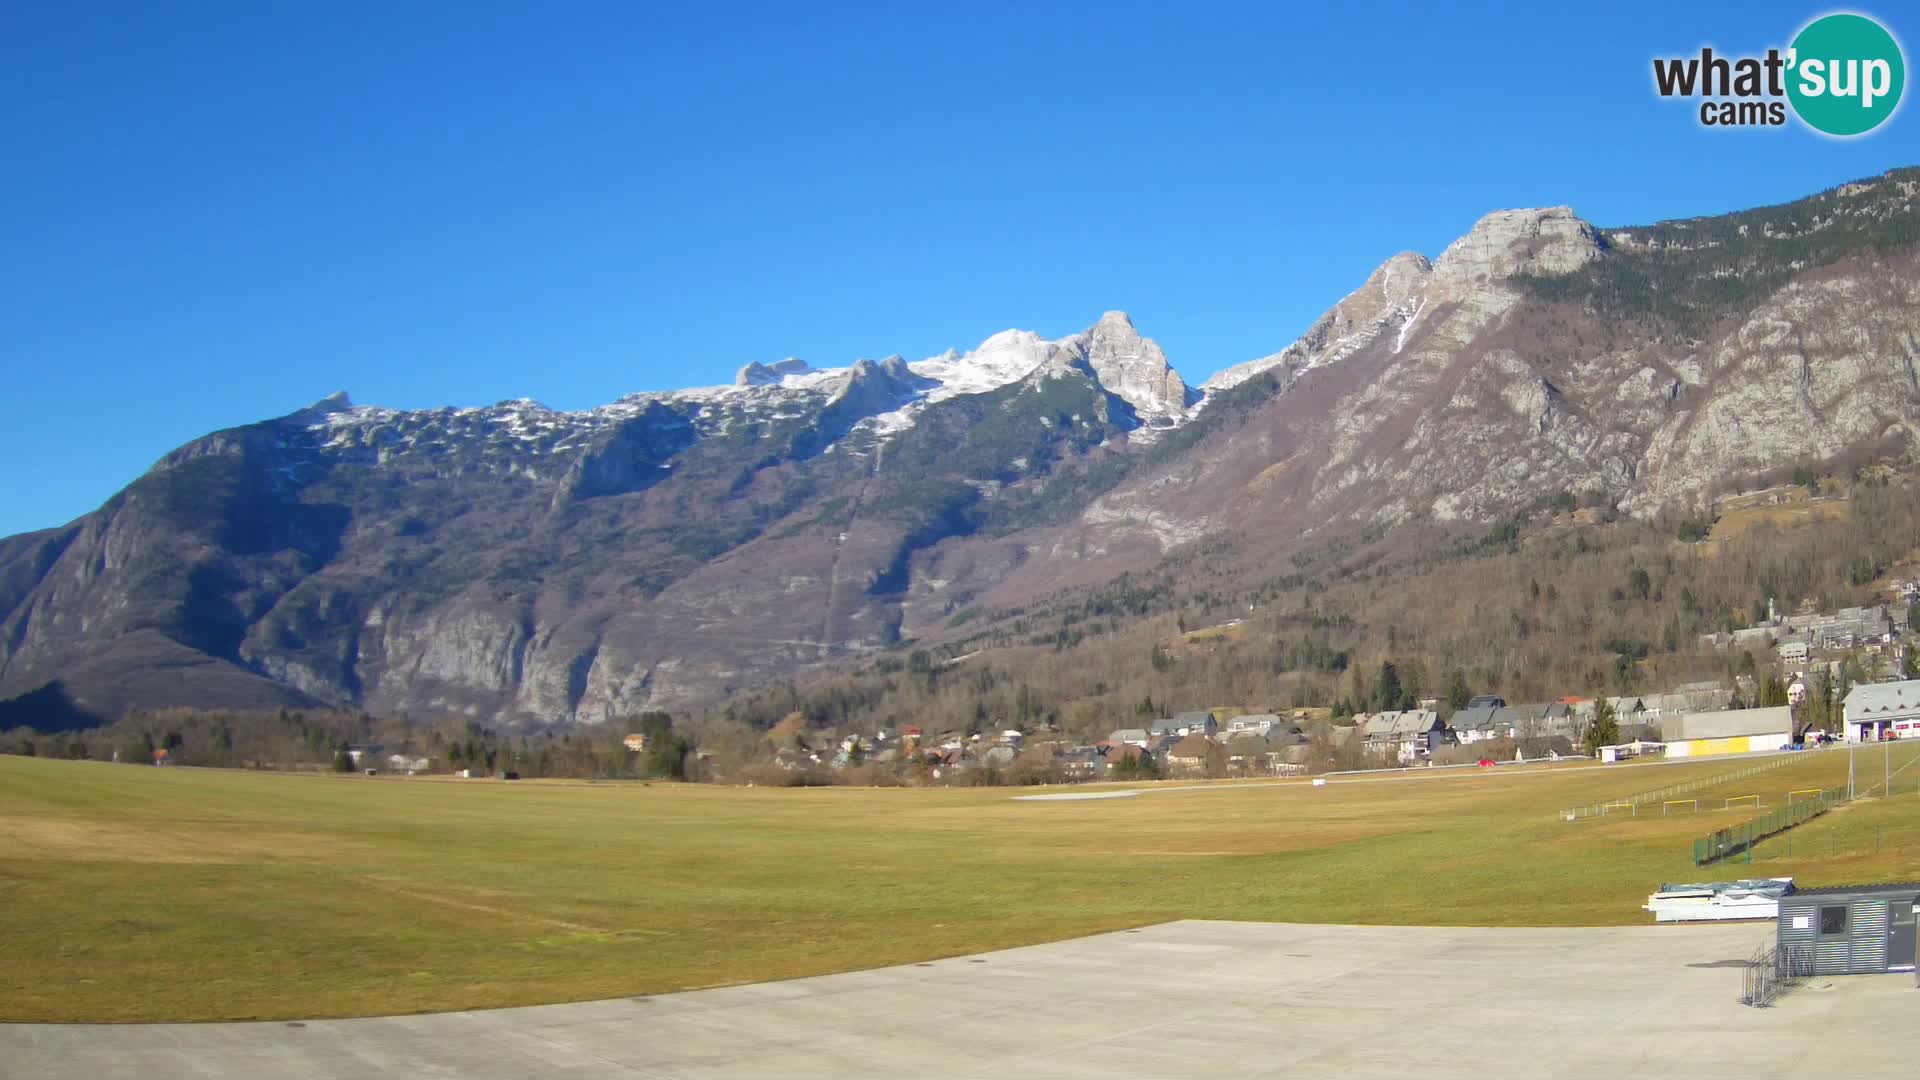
xmin=1659 ymin=705 xmax=1794 ymax=758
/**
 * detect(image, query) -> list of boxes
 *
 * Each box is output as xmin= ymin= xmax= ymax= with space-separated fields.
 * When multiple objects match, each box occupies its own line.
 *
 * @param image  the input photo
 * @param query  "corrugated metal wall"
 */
xmin=1779 ymin=894 xmax=1900 ymax=975
xmin=1851 ymin=901 xmax=1890 ymax=973
xmin=1780 ymin=899 xmax=1818 ymax=949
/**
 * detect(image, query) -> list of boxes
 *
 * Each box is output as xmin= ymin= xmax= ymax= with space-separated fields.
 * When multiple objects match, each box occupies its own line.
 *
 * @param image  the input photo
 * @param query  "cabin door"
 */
xmin=1890 ymin=901 xmax=1917 ymax=974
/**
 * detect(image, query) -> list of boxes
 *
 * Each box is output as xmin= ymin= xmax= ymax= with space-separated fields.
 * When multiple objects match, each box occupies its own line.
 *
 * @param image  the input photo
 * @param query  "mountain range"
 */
xmin=5 ymin=167 xmax=1920 ymax=728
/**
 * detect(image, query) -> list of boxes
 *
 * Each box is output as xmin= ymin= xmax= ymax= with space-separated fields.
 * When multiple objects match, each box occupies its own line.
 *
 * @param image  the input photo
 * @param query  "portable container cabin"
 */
xmin=1776 ymin=883 xmax=1920 ymax=976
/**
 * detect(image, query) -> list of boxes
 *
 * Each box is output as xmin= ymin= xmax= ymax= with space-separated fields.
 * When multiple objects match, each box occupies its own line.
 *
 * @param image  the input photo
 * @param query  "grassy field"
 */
xmin=1702 ymin=494 xmax=1849 ymax=548
xmin=4 ymin=748 xmax=1920 ymax=1022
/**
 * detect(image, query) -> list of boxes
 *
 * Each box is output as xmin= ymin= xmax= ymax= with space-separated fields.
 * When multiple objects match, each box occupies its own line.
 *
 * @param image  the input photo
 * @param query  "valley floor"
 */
xmin=2 ymin=748 xmax=1919 ymax=1022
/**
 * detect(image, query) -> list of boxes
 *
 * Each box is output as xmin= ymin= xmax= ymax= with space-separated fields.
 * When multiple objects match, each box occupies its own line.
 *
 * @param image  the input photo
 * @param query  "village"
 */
xmin=750 ymin=594 xmax=1920 ymax=786
xmin=269 ymin=594 xmax=1920 ymax=786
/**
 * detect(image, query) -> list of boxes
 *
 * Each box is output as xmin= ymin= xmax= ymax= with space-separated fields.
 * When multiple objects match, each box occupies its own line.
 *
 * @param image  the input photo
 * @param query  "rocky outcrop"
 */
xmin=735 ymin=358 xmax=812 ymax=386
xmin=1201 ymin=250 xmax=1437 ymax=395
xmin=1430 ymin=206 xmax=1604 ymax=286
xmin=551 ymin=403 xmax=698 ymax=508
xmin=1066 ymin=312 xmax=1193 ymax=424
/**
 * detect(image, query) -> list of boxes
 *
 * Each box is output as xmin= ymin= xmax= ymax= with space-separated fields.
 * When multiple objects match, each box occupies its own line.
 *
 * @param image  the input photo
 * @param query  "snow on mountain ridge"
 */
xmin=299 ymin=314 xmax=1202 ymax=455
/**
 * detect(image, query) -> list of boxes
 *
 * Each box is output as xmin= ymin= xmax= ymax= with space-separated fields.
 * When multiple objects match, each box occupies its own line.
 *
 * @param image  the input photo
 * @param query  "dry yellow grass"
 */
xmin=3 ymin=748 xmax=1917 ymax=1022
xmin=1703 ymin=496 xmax=1850 ymax=548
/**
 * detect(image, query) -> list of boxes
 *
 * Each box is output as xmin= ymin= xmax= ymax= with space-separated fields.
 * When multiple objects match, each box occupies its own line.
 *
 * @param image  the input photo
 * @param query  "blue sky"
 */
xmin=2 ymin=1 xmax=1917 ymax=537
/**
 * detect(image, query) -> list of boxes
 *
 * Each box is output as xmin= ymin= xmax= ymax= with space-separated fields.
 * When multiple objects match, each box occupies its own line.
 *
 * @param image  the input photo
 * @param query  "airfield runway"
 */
xmin=2 ymin=920 xmax=1911 ymax=1078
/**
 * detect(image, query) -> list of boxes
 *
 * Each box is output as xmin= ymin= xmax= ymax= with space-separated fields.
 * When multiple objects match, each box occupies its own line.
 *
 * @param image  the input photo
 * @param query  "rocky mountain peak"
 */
xmin=1201 ymin=209 xmax=1605 ymax=396
xmin=828 ymin=355 xmax=929 ymax=417
xmin=282 ymin=390 xmax=357 ymax=426
xmin=1068 ymin=311 xmax=1192 ymax=421
xmin=974 ymin=329 xmax=1048 ymax=354
xmin=1367 ymin=252 xmax=1434 ymax=304
xmin=1199 ymin=252 xmax=1438 ymax=396
xmin=735 ymin=357 xmax=813 ymax=387
xmin=875 ymin=355 xmax=932 ymax=390
xmin=1432 ymin=206 xmax=1602 ymax=285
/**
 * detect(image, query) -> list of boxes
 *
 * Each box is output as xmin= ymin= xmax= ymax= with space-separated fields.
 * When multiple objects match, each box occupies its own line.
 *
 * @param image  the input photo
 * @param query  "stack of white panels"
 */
xmin=1645 ymin=878 xmax=1795 ymax=922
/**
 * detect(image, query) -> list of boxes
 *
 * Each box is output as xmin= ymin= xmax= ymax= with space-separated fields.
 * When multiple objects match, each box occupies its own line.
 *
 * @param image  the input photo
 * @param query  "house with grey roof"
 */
xmin=1358 ymin=709 xmax=1446 ymax=763
xmin=1787 ymin=603 xmax=1903 ymax=649
xmin=1499 ymin=703 xmax=1586 ymax=749
xmin=1171 ymin=710 xmax=1219 ymax=737
xmin=1225 ymin=713 xmax=1284 ymax=735
xmin=1358 ymin=711 xmax=1398 ymax=742
xmin=1391 ymin=709 xmax=1447 ymax=763
xmin=1449 ymin=704 xmax=1504 ymax=744
xmin=1109 ymin=728 xmax=1151 ymax=747
xmin=1166 ymin=734 xmax=1217 ymax=774
xmin=1057 ymin=746 xmax=1102 ymax=776
xmin=1225 ymin=732 xmax=1276 ymax=774
xmin=1844 ymin=679 xmax=1920 ymax=741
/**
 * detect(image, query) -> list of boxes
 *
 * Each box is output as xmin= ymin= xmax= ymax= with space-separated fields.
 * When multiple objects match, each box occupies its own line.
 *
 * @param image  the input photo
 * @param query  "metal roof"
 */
xmin=1786 ymin=881 xmax=1920 ymax=897
xmin=1449 ymin=705 xmax=1500 ymax=731
xmin=1362 ymin=712 xmax=1401 ymax=735
xmin=1843 ymin=679 xmax=1920 ymax=719
xmin=1393 ymin=709 xmax=1439 ymax=734
xmin=1661 ymin=705 xmax=1792 ymax=742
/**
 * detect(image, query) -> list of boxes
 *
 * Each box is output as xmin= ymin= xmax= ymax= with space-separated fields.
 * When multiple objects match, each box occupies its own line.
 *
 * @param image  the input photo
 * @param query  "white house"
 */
xmin=1843 ymin=679 xmax=1920 ymax=741
xmin=1226 ymin=713 xmax=1284 ymax=735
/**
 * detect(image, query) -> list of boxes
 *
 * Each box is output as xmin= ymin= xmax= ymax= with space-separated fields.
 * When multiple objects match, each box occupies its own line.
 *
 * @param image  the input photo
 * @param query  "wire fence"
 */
xmin=1741 ymin=943 xmax=1814 ymax=1007
xmin=1692 ymin=788 xmax=1843 ymax=865
xmin=1561 ymin=753 xmax=1804 ymax=821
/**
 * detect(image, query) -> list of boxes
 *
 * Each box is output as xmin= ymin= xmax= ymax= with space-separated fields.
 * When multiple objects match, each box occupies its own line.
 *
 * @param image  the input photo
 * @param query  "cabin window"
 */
xmin=1820 ymin=905 xmax=1847 ymax=935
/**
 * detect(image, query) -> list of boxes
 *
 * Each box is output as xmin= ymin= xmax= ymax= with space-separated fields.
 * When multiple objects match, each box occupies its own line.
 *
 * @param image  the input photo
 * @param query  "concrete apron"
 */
xmin=2 ymin=921 xmax=1913 ymax=1079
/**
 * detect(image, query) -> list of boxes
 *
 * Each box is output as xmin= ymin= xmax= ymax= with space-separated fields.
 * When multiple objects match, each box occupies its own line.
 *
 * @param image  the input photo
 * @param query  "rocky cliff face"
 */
xmin=1055 ymin=176 xmax=1920 ymax=571
xmin=1067 ymin=311 xmax=1194 ymax=426
xmin=5 ymin=168 xmax=1920 ymax=727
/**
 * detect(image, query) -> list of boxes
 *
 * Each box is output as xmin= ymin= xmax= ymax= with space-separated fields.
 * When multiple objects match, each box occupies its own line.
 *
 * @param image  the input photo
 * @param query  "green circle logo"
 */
xmin=1787 ymin=13 xmax=1906 ymax=136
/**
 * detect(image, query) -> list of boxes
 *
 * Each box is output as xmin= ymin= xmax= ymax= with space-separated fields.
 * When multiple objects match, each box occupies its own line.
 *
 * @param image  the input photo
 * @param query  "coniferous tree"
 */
xmin=1584 ymin=696 xmax=1619 ymax=755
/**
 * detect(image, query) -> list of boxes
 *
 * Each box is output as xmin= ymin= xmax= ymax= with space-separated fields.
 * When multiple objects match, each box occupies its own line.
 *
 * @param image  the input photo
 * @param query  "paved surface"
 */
xmin=4 ymin=921 xmax=1915 ymax=1078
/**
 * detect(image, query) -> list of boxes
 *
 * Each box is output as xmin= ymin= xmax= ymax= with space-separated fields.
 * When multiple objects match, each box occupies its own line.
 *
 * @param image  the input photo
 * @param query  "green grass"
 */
xmin=3 ymin=749 xmax=1918 ymax=1022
